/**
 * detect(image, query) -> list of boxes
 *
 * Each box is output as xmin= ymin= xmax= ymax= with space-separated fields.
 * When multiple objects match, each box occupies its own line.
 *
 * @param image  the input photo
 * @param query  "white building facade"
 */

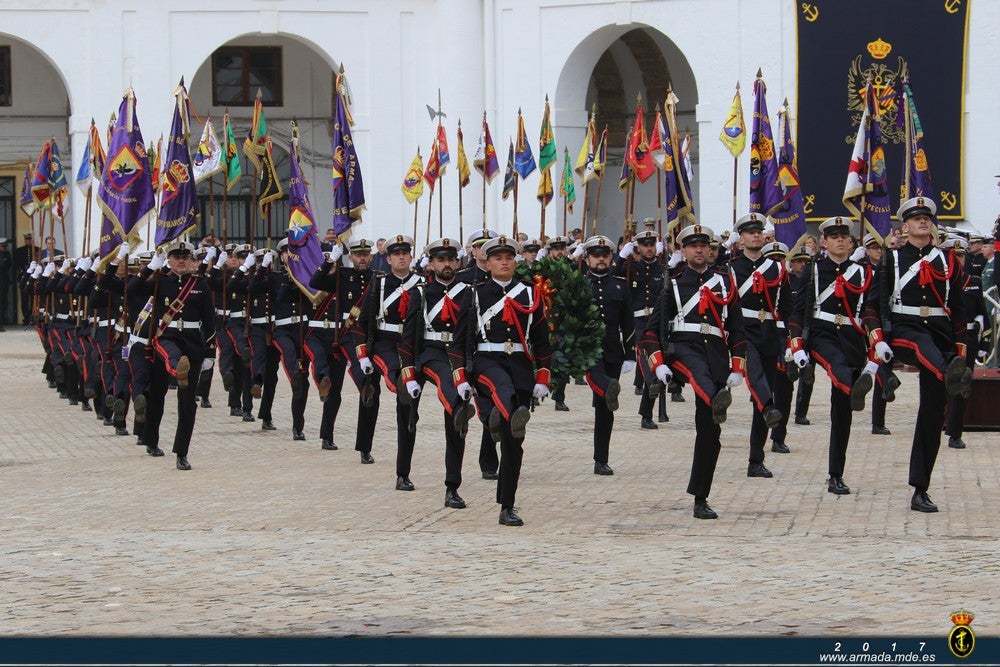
xmin=1 ymin=0 xmax=998 ymax=255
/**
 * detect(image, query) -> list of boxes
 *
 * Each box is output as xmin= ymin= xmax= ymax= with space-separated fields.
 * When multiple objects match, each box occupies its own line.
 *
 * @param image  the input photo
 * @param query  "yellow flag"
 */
xmin=719 ymin=88 xmax=747 ymax=158
xmin=575 ymin=117 xmax=595 ymax=177
xmin=401 ymin=150 xmax=424 ymax=203
xmin=456 ymin=123 xmax=471 ymax=188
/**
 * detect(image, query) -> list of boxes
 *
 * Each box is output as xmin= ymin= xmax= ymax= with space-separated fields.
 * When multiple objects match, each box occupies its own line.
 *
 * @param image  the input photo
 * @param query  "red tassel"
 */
xmin=440 ymin=295 xmax=459 ymax=323
xmin=398 ymin=289 xmax=410 ymax=319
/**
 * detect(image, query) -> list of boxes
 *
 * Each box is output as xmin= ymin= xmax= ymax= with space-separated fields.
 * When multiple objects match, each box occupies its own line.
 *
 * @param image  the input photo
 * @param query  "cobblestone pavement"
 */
xmin=1 ymin=329 xmax=997 ymax=638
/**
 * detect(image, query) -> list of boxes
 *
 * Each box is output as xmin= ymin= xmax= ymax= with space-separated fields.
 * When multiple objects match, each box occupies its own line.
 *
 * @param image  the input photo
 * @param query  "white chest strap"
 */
xmin=424 ymin=282 xmax=467 ymax=327
xmin=672 ymin=273 xmax=726 ymax=327
xmin=378 ymin=274 xmax=422 ymax=321
xmin=734 ymin=258 xmax=775 ymax=298
xmin=477 ymin=282 xmax=529 ymax=340
xmin=892 ymin=248 xmax=949 ymax=304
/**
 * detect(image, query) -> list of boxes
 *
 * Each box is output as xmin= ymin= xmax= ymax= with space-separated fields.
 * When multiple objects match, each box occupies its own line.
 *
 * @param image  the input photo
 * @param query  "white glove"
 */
xmin=457 ymin=247 xmax=467 ymax=259
xmin=619 ymin=241 xmax=635 ymax=259
xmin=359 ymin=357 xmax=374 ymax=375
xmin=241 ymin=253 xmax=256 ymax=272
xmin=405 ymin=380 xmax=421 ymax=398
xmin=655 ymin=241 xmax=664 ymax=255
xmin=77 ymin=257 xmax=93 ymax=272
xmin=874 ymin=341 xmax=893 ymax=363
xmin=863 ymin=360 xmax=879 ymax=376
xmin=793 ymin=350 xmax=809 ymax=368
xmin=148 ymin=253 xmax=166 ymax=271
xmin=26 ymin=261 xmax=37 ymax=275
xmin=620 ymin=360 xmax=636 ymax=376
xmin=200 ymin=358 xmax=214 ymax=372
xmin=33 ymin=264 xmax=45 ymax=279
xmin=974 ymin=315 xmax=985 ymax=332
xmin=203 ymin=246 xmax=217 ymax=264
xmin=457 ymin=382 xmax=472 ymax=400
xmin=42 ymin=262 xmax=55 ymax=277
xmin=533 ymin=383 xmax=549 ymax=399
xmin=571 ymin=244 xmax=585 ymax=260
xmin=784 ymin=347 xmax=794 ymax=363
xmin=261 ymin=252 xmax=273 ymax=268
xmin=655 ymin=364 xmax=672 ymax=384
xmin=978 ymin=349 xmax=988 ymax=362
xmin=214 ymin=251 xmax=228 ymax=269
xmin=849 ymin=247 xmax=866 ymax=262
xmin=726 ymin=371 xmax=743 ymax=388
xmin=667 ymin=249 xmax=683 ymax=268
xmin=60 ymin=260 xmax=73 ymax=274
xmin=537 ymin=247 xmax=548 ymax=259
xmin=326 ymin=245 xmax=344 ymax=263
xmin=420 ymin=256 xmax=430 ymax=269
xmin=116 ymin=245 xmax=129 ymax=262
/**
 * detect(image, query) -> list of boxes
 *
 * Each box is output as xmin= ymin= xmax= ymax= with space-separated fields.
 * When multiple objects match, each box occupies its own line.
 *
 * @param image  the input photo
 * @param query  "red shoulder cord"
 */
xmin=917 ymin=251 xmax=955 ymax=315
xmin=698 ymin=274 xmax=737 ymax=343
xmin=751 ymin=262 xmax=786 ymax=320
xmin=397 ymin=288 xmax=411 ymax=320
xmin=500 ymin=279 xmax=547 ymax=361
xmin=832 ymin=264 xmax=871 ymax=335
xmin=440 ymin=293 xmax=460 ymax=324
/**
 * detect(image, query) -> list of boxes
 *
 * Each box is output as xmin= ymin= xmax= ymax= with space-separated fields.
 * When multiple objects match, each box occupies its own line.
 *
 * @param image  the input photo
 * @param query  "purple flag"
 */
xmin=96 ymin=90 xmax=155 ymax=269
xmin=898 ymin=80 xmax=935 ymax=206
xmin=331 ymin=76 xmax=365 ymax=239
xmin=843 ymin=81 xmax=892 ymax=242
xmin=285 ymin=133 xmax=326 ymax=305
xmin=749 ymin=75 xmax=782 ymax=217
xmin=154 ymin=82 xmax=200 ymax=250
xmin=769 ymin=104 xmax=807 ymax=250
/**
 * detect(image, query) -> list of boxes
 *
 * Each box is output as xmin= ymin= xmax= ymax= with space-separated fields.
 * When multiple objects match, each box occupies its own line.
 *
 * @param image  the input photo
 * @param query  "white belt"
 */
xmin=967 ymin=322 xmax=978 ymax=330
xmin=93 ymin=319 xmax=115 ymax=328
xmin=424 ymin=331 xmax=453 ymax=342
xmin=128 ymin=334 xmax=148 ymax=346
xmin=477 ymin=342 xmax=526 ymax=353
xmin=633 ymin=307 xmax=653 ymax=318
xmin=377 ymin=321 xmax=404 ymax=334
xmin=115 ymin=323 xmax=128 ymax=334
xmin=273 ymin=316 xmax=307 ymax=327
xmin=166 ymin=320 xmax=202 ymax=331
xmin=674 ymin=321 xmax=724 ymax=338
xmin=217 ymin=309 xmax=244 ymax=318
xmin=814 ymin=311 xmax=859 ymax=327
xmin=55 ymin=313 xmax=70 ymax=320
xmin=215 ymin=308 xmax=228 ymax=316
xmin=891 ymin=304 xmax=947 ymax=318
xmin=226 ymin=312 xmax=245 ymax=319
xmin=740 ymin=307 xmax=775 ymax=322
xmin=250 ymin=316 xmax=271 ymax=325
xmin=309 ymin=319 xmax=340 ymax=329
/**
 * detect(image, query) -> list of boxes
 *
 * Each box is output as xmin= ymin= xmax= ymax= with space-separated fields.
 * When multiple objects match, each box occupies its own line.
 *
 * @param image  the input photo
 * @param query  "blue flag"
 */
xmin=502 ymin=140 xmax=517 ymax=200
xmin=769 ymin=103 xmax=807 ymax=251
xmin=154 ymin=81 xmax=200 ymax=250
xmin=749 ymin=74 xmax=782 ymax=217
xmin=285 ymin=129 xmax=326 ymax=305
xmin=843 ymin=81 xmax=892 ymax=242
xmin=331 ymin=74 xmax=366 ymax=239
xmin=898 ymin=80 xmax=935 ymax=206
xmin=75 ymin=133 xmax=92 ymax=195
xmin=513 ymin=111 xmax=536 ymax=180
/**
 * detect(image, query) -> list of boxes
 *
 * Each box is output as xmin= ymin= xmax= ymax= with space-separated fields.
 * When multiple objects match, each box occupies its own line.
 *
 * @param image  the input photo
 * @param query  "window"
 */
xmin=0 ymin=46 xmax=11 ymax=106
xmin=212 ymin=46 xmax=282 ymax=107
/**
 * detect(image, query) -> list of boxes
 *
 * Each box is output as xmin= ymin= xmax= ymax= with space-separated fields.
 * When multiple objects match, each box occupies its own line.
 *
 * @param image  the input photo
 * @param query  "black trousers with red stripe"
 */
xmin=586 ymin=356 xmax=622 ymax=465
xmin=945 ymin=344 xmax=977 ymax=440
xmin=808 ymin=331 xmax=864 ymax=478
xmin=418 ymin=347 xmax=467 ymax=489
xmin=473 ymin=355 xmax=532 ymax=508
xmin=272 ymin=325 xmax=310 ymax=433
xmin=744 ymin=341 xmax=777 ymax=465
xmin=145 ymin=332 xmax=204 ymax=457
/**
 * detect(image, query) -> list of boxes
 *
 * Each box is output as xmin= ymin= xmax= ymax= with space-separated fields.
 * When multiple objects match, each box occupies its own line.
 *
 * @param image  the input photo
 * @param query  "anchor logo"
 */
xmin=801 ymin=3 xmax=819 ymax=21
xmin=944 ymin=0 xmax=962 ymax=15
xmin=939 ymin=191 xmax=958 ymax=211
xmin=803 ymin=193 xmax=815 ymax=214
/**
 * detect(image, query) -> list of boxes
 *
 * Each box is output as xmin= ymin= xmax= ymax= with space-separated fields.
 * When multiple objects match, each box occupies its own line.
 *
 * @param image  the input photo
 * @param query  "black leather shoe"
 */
xmin=510 ymin=406 xmax=531 ymax=439
xmin=200 ymin=397 xmax=212 ymax=409
xmin=133 ymin=394 xmax=147 ymax=423
xmin=222 ymin=372 xmax=234 ymax=393
xmin=318 ymin=376 xmax=332 ymax=403
xmin=801 ymin=363 xmax=815 ymax=385
xmin=554 ymin=401 xmax=569 ymax=411
xmin=482 ymin=470 xmax=499 ymax=480
xmin=84 ymin=386 xmax=96 ymax=400
xmin=671 ymin=392 xmax=686 ymax=402
xmin=115 ymin=426 xmax=130 ymax=436
xmin=395 ymin=475 xmax=415 ymax=491
xmin=321 ymin=438 xmax=338 ymax=450
xmin=136 ymin=437 xmax=144 ymax=447
xmin=794 ymin=416 xmax=810 ymax=426
xmin=445 ymin=488 xmax=467 ymax=509
xmin=910 ymin=490 xmax=939 ymax=513
xmin=48 ymin=380 xmax=57 ymax=389
xmin=640 ymin=417 xmax=658 ymax=430
xmin=81 ymin=400 xmax=92 ymax=412
xmin=292 ymin=429 xmax=305 ymax=441
xmin=594 ymin=462 xmax=614 ymax=475
xmin=711 ymin=388 xmax=732 ymax=424
xmin=882 ymin=374 xmax=901 ymax=402
xmin=242 ymin=411 xmax=256 ymax=422
xmin=453 ymin=400 xmax=476 ymax=437
xmin=104 ymin=394 xmax=115 ymax=410
xmin=360 ymin=377 xmax=376 ymax=407
xmin=68 ymin=398 xmax=78 ymax=406
xmin=693 ymin=501 xmax=718 ymax=519
xmin=827 ymin=476 xmax=851 ymax=495
xmin=176 ymin=455 xmax=191 ymax=471
xmin=488 ymin=407 xmax=502 ymax=442
xmin=230 ymin=406 xmax=242 ymax=416
xmin=604 ymin=379 xmax=621 ymax=412
xmin=360 ymin=452 xmax=375 ymax=464
xmin=762 ymin=406 xmax=782 ymax=428
xmin=948 ymin=436 xmax=966 ymax=449
xmin=850 ymin=372 xmax=874 ymax=411
xmin=260 ymin=420 xmax=276 ymax=431
xmin=176 ymin=356 xmax=190 ymax=388
xmin=944 ymin=356 xmax=967 ymax=396
xmin=657 ymin=410 xmax=670 ymax=423
xmin=103 ymin=417 xmax=115 ymax=427
xmin=771 ymin=441 xmax=790 ymax=453
xmin=251 ymin=384 xmax=263 ymax=399
xmin=871 ymin=425 xmax=891 ymax=435
xmin=499 ymin=507 xmax=524 ymax=526
xmin=747 ymin=463 xmax=773 ymax=478
xmin=633 ymin=387 xmax=643 ymax=396
xmin=146 ymin=445 xmax=164 ymax=457
xmin=112 ymin=399 xmax=126 ymax=423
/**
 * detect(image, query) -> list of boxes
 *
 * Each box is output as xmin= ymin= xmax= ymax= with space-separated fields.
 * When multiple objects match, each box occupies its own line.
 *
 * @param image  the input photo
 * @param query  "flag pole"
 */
xmin=413 ymin=196 xmax=420 ymax=243
xmin=540 ymin=186 xmax=546 ymax=240
xmin=437 ymin=91 xmax=444 ymax=239
xmin=481 ymin=112 xmax=488 ymax=233
xmin=426 ymin=186 xmax=434 ymax=247
xmin=457 ymin=119 xmax=465 ymax=243
xmin=592 ymin=125 xmax=608 ymax=236
xmin=512 ymin=169 xmax=519 ymax=239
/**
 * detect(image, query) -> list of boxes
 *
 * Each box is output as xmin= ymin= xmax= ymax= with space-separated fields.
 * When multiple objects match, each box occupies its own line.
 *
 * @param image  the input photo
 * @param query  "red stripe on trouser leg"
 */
xmin=669 ymin=360 xmax=713 ymax=405
xmin=153 ymin=341 xmax=177 ymax=377
xmin=585 ymin=371 xmax=605 ymax=397
xmin=372 ymin=353 xmax=397 ymax=393
xmin=422 ymin=366 xmax=452 ymax=414
xmin=893 ymin=338 xmax=943 ymax=380
xmin=476 ymin=374 xmax=510 ymax=421
xmin=810 ymin=350 xmax=852 ymax=394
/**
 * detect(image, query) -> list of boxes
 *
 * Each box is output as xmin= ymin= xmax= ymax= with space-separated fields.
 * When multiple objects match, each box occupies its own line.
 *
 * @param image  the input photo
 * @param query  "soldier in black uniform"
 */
xmin=965 ymin=233 xmax=987 ymax=278
xmin=543 ymin=235 xmax=573 ymax=410
xmin=640 ymin=224 xmax=748 ymax=519
xmin=519 ymin=238 xmax=541 ymax=268
xmin=352 ymin=235 xmax=423 ymax=476
xmin=192 ymin=246 xmax=217 ymax=409
xmin=863 ymin=197 xmax=969 ymax=512
xmin=788 ymin=217 xmax=880 ymax=495
xmin=760 ymin=242 xmax=794 ymax=454
xmin=100 ymin=246 xmax=143 ymax=436
xmin=246 ymin=248 xmax=280 ymax=431
xmin=209 ymin=244 xmax=254 ymax=422
xmin=399 ymin=237 xmax=477 ymax=507
xmin=615 ymin=229 xmax=667 ymax=429
xmin=310 ymin=238 xmax=375 ymax=453
xmin=582 ymin=235 xmax=634 ymax=475
xmin=943 ymin=237 xmax=991 ymax=449
xmin=858 ymin=234 xmax=900 ymax=436
xmin=14 ymin=232 xmax=39 ymax=325
xmin=43 ymin=255 xmax=79 ymax=403
xmin=455 ymin=229 xmax=496 ymax=284
xmin=300 ymin=241 xmax=343 ymax=449
xmin=728 ymin=213 xmax=789 ymax=478
xmin=129 ymin=241 xmax=216 ymax=470
xmin=449 ymin=235 xmax=552 ymax=526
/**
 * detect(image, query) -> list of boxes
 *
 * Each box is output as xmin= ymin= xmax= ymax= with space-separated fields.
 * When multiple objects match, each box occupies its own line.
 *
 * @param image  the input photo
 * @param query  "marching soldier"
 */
xmin=544 ymin=235 xmax=574 ymax=411
xmin=399 ymin=238 xmax=477 ymax=507
xmin=519 ymin=238 xmax=542 ymax=268
xmin=641 ymin=224 xmax=748 ymax=519
xmin=788 ymin=217 xmax=879 ymax=495
xmin=269 ymin=238 xmax=314 ymax=441
xmin=209 ymin=244 xmax=255 ymax=422
xmin=310 ymin=238 xmax=375 ymax=453
xmin=729 ymin=213 xmax=789 ymax=478
xmin=352 ymin=234 xmax=423 ymax=478
xmin=582 ymin=235 xmax=635 ymax=475
xmin=965 ymin=233 xmax=987 ymax=278
xmin=193 ymin=246 xmax=217 ymax=409
xmin=449 ymin=235 xmax=553 ymax=526
xmin=859 ymin=234 xmax=900 ymax=436
xmin=863 ymin=197 xmax=969 ymax=512
xmin=246 ymin=249 xmax=280 ymax=431
xmin=761 ymin=242 xmax=794 ymax=454
xmin=456 ymin=229 xmax=496 ymax=284
xmin=129 ymin=241 xmax=216 ymax=470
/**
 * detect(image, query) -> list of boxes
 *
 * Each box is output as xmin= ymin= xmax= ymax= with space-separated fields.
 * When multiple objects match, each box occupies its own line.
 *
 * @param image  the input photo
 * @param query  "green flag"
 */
xmin=538 ymin=95 xmax=556 ymax=172
xmin=222 ymin=112 xmax=242 ymax=191
xmin=560 ymin=148 xmax=576 ymax=214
